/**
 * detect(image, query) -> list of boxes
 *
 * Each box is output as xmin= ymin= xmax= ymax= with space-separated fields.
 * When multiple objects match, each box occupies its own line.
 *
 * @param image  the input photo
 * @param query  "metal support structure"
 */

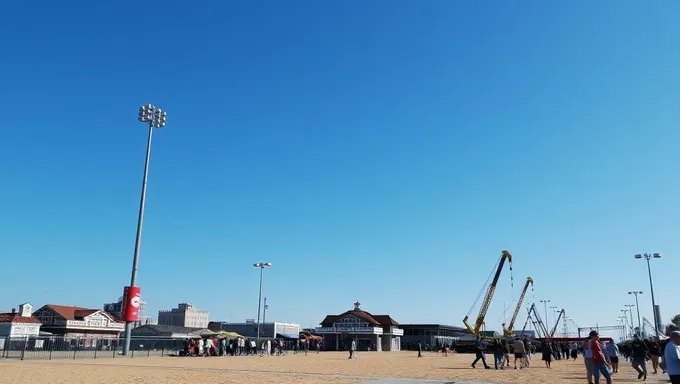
xmin=122 ymin=105 xmax=167 ymax=356
xmin=254 ymin=262 xmax=272 ymax=341
xmin=629 ymin=291 xmax=643 ymax=336
xmin=635 ymin=253 xmax=661 ymax=339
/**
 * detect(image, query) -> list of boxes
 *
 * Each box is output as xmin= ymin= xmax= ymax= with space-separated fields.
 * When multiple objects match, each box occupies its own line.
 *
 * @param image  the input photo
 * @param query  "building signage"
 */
xmin=121 ymin=286 xmax=141 ymax=322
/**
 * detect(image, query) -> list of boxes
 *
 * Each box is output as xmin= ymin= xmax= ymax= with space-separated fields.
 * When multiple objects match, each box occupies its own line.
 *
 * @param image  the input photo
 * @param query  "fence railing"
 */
xmin=1 ymin=336 xmax=187 ymax=361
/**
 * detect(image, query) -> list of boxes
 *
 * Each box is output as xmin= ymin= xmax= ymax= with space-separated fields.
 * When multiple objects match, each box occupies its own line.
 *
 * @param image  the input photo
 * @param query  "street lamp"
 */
xmin=628 ymin=291 xmax=643 ymax=337
xmin=254 ymin=262 xmax=272 ymax=341
xmin=550 ymin=306 xmax=559 ymax=336
xmin=625 ymin=304 xmax=636 ymax=335
xmin=634 ymin=253 xmax=661 ymax=339
xmin=122 ymin=104 xmax=167 ymax=356
xmin=621 ymin=309 xmax=632 ymax=338
xmin=540 ymin=300 xmax=551 ymax=326
xmin=619 ymin=316 xmax=628 ymax=340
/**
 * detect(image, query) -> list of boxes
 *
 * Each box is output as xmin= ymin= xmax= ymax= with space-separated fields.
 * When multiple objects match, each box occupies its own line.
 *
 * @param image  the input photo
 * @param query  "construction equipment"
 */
xmin=503 ymin=277 xmax=533 ymax=336
xmin=643 ymin=317 xmax=668 ymax=340
xmin=519 ymin=303 xmax=550 ymax=339
xmin=549 ymin=309 xmax=565 ymax=337
xmin=463 ymin=250 xmax=513 ymax=336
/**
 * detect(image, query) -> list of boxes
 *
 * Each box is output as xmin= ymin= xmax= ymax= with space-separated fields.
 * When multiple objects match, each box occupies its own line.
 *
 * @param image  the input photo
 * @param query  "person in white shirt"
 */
xmin=665 ymin=331 xmax=680 ymax=384
xmin=605 ymin=341 xmax=620 ymax=373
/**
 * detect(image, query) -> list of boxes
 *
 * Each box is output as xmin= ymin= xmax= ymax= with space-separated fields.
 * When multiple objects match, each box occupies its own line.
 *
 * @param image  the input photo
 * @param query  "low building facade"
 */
xmin=212 ymin=320 xmax=300 ymax=339
xmin=157 ymin=303 xmax=209 ymax=328
xmin=400 ymin=324 xmax=469 ymax=348
xmin=32 ymin=304 xmax=124 ymax=346
xmin=316 ymin=301 xmax=403 ymax=352
xmin=0 ymin=303 xmax=42 ymax=338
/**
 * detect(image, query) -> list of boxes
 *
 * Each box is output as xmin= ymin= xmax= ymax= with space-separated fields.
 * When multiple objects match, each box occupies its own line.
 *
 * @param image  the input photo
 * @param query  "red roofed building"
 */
xmin=316 ymin=301 xmax=403 ymax=352
xmin=33 ymin=304 xmax=124 ymax=344
xmin=0 ymin=303 xmax=42 ymax=338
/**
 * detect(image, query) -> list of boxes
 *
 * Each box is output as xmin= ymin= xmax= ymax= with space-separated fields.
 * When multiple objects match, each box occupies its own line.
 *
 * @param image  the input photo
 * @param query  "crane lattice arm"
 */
xmin=549 ymin=309 xmax=565 ymax=337
xmin=503 ymin=277 xmax=533 ymax=336
xmin=463 ymin=250 xmax=512 ymax=336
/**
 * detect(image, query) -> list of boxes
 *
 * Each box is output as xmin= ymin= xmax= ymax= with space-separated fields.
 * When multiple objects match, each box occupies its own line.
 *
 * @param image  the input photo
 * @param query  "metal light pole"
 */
xmin=628 ymin=291 xmax=643 ymax=337
xmin=625 ymin=304 xmax=636 ymax=335
xmin=619 ymin=316 xmax=628 ymax=340
xmin=550 ymin=305 xmax=558 ymax=335
xmin=634 ymin=253 xmax=661 ymax=339
xmin=122 ymin=104 xmax=167 ymax=356
xmin=263 ymin=297 xmax=268 ymax=330
xmin=540 ymin=299 xmax=550 ymax=327
xmin=621 ymin=309 xmax=632 ymax=338
xmin=254 ymin=262 xmax=272 ymax=341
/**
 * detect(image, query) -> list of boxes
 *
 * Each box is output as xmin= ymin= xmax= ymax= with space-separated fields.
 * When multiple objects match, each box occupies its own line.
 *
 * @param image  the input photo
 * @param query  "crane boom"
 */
xmin=503 ymin=277 xmax=533 ymax=336
xmin=549 ymin=309 xmax=565 ymax=337
xmin=463 ymin=250 xmax=513 ymax=336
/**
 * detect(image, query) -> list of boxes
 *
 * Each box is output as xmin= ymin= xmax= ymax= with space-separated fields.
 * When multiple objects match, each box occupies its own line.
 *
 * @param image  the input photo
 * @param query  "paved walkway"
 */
xmin=359 ymin=379 xmax=500 ymax=384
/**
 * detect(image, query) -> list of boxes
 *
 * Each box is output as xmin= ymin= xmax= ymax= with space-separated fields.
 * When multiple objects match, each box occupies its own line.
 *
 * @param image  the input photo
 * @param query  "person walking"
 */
xmin=512 ymin=337 xmax=526 ymax=370
xmin=631 ymin=334 xmax=649 ymax=381
xmin=648 ymin=339 xmax=662 ymax=375
xmin=590 ymin=331 xmax=612 ymax=384
xmin=541 ymin=340 xmax=553 ymax=368
xmin=417 ymin=341 xmax=422 ymax=358
xmin=584 ymin=334 xmax=595 ymax=384
xmin=501 ymin=339 xmax=511 ymax=368
xmin=492 ymin=339 xmax=504 ymax=369
xmin=471 ymin=336 xmax=490 ymax=369
xmin=605 ymin=340 xmax=620 ymax=373
xmin=664 ymin=331 xmax=680 ymax=384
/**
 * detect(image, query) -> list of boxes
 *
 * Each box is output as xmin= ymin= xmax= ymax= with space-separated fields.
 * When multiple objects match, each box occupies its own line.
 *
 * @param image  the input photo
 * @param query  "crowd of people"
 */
xmin=182 ymin=337 xmax=321 ymax=357
xmin=453 ymin=329 xmax=680 ymax=384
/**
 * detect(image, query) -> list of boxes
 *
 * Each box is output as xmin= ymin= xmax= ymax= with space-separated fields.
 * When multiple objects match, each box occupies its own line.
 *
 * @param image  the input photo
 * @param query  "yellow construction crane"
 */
xmin=503 ymin=277 xmax=533 ymax=336
xmin=463 ymin=250 xmax=513 ymax=336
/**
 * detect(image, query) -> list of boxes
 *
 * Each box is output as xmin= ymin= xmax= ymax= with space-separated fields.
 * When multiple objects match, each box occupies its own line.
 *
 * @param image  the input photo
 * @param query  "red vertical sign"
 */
xmin=121 ymin=286 xmax=141 ymax=322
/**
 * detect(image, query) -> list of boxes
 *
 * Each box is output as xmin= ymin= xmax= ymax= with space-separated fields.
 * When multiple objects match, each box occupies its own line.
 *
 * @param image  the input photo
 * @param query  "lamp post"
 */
xmin=634 ymin=253 xmax=661 ymax=339
xmin=619 ymin=316 xmax=628 ymax=340
xmin=540 ymin=299 xmax=551 ymax=327
xmin=625 ymin=304 xmax=636 ymax=336
xmin=254 ymin=262 xmax=272 ymax=341
xmin=628 ymin=291 xmax=643 ymax=337
xmin=122 ymin=104 xmax=167 ymax=356
xmin=621 ymin=309 xmax=632 ymax=338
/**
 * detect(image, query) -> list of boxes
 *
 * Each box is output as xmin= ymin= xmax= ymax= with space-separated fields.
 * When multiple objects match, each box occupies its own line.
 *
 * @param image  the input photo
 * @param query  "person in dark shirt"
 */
xmin=647 ymin=339 xmax=662 ymax=374
xmin=471 ymin=336 xmax=490 ymax=369
xmin=631 ymin=334 xmax=649 ymax=380
xmin=541 ymin=340 xmax=553 ymax=368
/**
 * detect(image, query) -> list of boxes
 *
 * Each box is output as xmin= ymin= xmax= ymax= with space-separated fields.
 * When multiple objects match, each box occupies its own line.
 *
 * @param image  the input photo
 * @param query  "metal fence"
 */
xmin=1 ymin=336 xmax=187 ymax=360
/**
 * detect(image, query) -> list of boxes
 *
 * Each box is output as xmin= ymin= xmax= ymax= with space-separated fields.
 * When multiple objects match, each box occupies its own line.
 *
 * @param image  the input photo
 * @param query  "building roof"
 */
xmin=0 ymin=313 xmax=42 ymax=324
xmin=320 ymin=309 xmax=399 ymax=327
xmin=42 ymin=305 xmax=115 ymax=321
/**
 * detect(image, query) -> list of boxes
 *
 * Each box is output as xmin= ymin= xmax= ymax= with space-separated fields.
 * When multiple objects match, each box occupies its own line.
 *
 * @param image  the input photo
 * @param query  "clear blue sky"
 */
xmin=1 ymin=1 xmax=678 ymax=337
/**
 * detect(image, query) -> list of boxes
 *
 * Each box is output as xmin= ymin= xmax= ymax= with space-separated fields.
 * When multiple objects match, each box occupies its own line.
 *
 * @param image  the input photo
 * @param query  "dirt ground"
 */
xmin=0 ymin=351 xmax=670 ymax=383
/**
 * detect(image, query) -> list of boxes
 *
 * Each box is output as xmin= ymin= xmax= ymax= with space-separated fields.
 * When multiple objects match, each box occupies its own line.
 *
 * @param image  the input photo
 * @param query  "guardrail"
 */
xmin=1 ymin=336 xmax=186 ymax=360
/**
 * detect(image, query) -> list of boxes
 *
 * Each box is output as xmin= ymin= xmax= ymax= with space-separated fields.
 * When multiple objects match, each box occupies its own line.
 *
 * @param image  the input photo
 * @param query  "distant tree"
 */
xmin=665 ymin=314 xmax=680 ymax=336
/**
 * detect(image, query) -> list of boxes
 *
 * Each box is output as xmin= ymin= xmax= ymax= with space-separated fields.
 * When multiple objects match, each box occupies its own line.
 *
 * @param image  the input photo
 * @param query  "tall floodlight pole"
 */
xmin=619 ymin=316 xmax=628 ymax=340
xmin=621 ymin=309 xmax=632 ymax=338
xmin=122 ymin=104 xmax=167 ymax=356
xmin=634 ymin=253 xmax=661 ymax=339
xmin=550 ymin=305 xmax=559 ymax=335
xmin=254 ymin=262 xmax=272 ymax=341
xmin=625 ymin=304 xmax=636 ymax=335
xmin=540 ymin=300 xmax=550 ymax=327
xmin=628 ymin=291 xmax=643 ymax=336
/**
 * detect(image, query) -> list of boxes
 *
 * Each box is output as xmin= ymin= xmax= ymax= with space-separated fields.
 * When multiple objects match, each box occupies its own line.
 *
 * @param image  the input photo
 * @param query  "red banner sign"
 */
xmin=121 ymin=286 xmax=141 ymax=322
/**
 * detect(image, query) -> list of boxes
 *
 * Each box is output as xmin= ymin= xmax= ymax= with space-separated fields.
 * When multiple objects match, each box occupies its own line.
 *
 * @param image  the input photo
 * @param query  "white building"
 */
xmin=158 ymin=303 xmax=209 ymax=328
xmin=0 ymin=303 xmax=42 ymax=338
xmin=212 ymin=320 xmax=300 ymax=339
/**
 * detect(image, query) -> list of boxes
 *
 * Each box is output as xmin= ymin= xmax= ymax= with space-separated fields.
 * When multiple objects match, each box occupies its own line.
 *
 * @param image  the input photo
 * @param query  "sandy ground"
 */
xmin=0 ymin=351 xmax=671 ymax=384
